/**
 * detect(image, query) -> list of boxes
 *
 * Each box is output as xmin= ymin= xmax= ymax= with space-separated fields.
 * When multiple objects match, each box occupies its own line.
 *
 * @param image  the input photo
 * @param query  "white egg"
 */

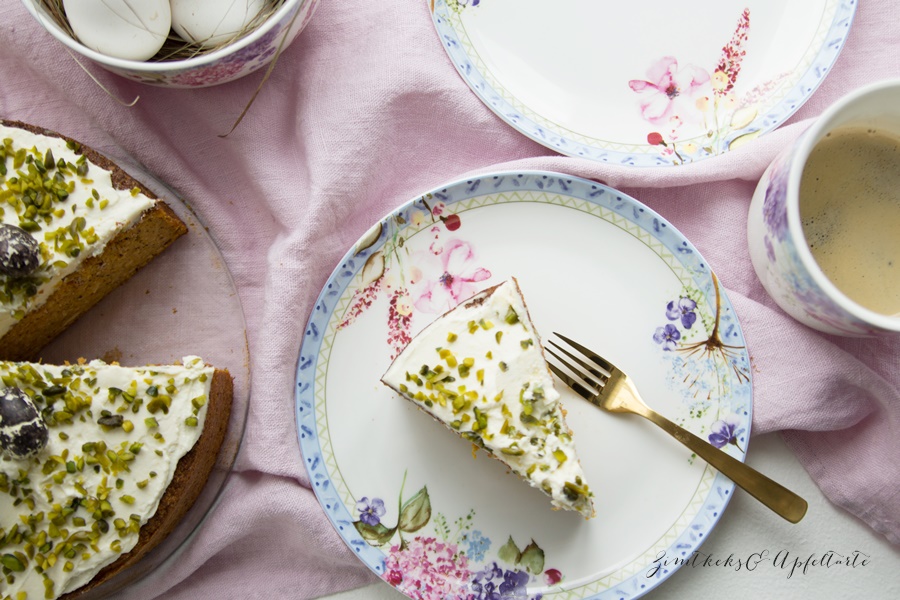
xmin=170 ymin=0 xmax=270 ymax=49
xmin=63 ymin=0 xmax=172 ymax=61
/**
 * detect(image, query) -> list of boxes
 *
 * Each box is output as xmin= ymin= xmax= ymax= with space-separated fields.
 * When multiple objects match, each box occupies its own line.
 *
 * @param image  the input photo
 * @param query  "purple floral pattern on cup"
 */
xmin=749 ymin=136 xmax=889 ymax=337
xmin=762 ymin=153 xmax=791 ymax=244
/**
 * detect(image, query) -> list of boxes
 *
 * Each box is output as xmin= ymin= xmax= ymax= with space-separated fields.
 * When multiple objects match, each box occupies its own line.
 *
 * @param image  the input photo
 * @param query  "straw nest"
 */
xmin=34 ymin=0 xmax=286 ymax=62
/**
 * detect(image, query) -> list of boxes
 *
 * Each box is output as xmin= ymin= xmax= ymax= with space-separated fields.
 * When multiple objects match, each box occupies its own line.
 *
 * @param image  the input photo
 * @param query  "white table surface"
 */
xmin=314 ymin=432 xmax=900 ymax=600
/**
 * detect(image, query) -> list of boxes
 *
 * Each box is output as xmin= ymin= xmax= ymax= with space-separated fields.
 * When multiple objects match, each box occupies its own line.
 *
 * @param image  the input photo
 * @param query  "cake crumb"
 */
xmin=102 ymin=347 xmax=123 ymax=363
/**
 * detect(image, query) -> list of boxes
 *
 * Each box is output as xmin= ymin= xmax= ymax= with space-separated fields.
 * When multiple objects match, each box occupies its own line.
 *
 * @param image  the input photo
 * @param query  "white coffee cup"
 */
xmin=747 ymin=79 xmax=900 ymax=336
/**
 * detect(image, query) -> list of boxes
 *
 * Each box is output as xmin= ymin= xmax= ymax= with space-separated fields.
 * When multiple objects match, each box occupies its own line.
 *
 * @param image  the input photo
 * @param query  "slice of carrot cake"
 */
xmin=0 ymin=120 xmax=187 ymax=360
xmin=382 ymin=278 xmax=594 ymax=518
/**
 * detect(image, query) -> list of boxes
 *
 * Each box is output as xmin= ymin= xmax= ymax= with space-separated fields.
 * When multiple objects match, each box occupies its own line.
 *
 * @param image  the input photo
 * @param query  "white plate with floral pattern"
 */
xmin=429 ymin=0 xmax=856 ymax=166
xmin=296 ymin=171 xmax=753 ymax=599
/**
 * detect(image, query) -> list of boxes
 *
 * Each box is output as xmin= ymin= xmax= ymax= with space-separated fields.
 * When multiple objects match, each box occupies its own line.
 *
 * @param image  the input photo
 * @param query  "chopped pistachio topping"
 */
xmin=1 ymin=125 xmax=156 ymax=338
xmin=385 ymin=281 xmax=593 ymax=519
xmin=0 ymin=357 xmax=214 ymax=600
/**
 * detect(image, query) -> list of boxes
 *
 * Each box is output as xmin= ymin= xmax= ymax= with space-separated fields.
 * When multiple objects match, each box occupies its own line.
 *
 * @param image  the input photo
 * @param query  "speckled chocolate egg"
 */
xmin=0 ymin=387 xmax=49 ymax=459
xmin=0 ymin=223 xmax=40 ymax=277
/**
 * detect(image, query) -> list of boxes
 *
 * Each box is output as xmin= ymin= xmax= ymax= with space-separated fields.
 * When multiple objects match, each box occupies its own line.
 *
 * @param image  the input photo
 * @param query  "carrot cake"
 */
xmin=0 ymin=356 xmax=233 ymax=600
xmin=0 ymin=121 xmax=187 ymax=361
xmin=382 ymin=278 xmax=594 ymax=518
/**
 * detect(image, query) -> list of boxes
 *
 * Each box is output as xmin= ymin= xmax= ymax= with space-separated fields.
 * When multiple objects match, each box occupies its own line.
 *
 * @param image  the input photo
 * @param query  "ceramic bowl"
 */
xmin=20 ymin=0 xmax=320 ymax=88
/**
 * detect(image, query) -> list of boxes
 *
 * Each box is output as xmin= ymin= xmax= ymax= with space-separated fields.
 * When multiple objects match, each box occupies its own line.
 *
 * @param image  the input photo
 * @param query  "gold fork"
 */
xmin=545 ymin=333 xmax=808 ymax=523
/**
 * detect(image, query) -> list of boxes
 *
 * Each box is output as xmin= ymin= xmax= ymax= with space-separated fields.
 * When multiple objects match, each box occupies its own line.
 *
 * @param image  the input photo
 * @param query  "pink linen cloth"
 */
xmin=1 ymin=0 xmax=897 ymax=597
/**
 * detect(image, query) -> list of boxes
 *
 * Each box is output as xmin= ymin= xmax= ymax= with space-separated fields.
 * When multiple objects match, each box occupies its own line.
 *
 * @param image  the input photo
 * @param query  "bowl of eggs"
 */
xmin=21 ymin=0 xmax=320 ymax=88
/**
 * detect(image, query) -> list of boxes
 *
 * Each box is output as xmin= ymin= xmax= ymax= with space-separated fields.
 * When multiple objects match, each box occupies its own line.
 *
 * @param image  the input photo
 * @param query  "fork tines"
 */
xmin=544 ymin=333 xmax=611 ymax=399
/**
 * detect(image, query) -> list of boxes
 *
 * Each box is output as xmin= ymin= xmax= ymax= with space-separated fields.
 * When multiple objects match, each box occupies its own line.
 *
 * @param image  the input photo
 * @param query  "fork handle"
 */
xmin=641 ymin=408 xmax=808 ymax=523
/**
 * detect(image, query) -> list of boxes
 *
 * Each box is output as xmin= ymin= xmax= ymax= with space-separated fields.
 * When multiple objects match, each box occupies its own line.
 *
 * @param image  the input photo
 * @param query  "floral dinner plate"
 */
xmin=429 ymin=0 xmax=856 ymax=166
xmin=296 ymin=172 xmax=753 ymax=599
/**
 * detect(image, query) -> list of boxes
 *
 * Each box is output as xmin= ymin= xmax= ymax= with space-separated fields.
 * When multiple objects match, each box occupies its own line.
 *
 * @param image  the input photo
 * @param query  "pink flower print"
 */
xmin=386 ymin=569 xmax=403 ymax=586
xmin=411 ymin=239 xmax=491 ymax=314
xmin=629 ymin=57 xmax=710 ymax=126
xmin=382 ymin=536 xmax=471 ymax=600
xmin=338 ymin=277 xmax=382 ymax=329
xmin=388 ymin=288 xmax=413 ymax=359
xmin=714 ymin=8 xmax=750 ymax=97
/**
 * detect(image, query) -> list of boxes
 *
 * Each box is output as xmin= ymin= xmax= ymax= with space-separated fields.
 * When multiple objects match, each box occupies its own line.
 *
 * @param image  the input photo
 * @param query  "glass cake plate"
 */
xmin=296 ymin=171 xmax=753 ymax=599
xmin=36 ymin=155 xmax=250 ymax=599
xmin=429 ymin=0 xmax=856 ymax=166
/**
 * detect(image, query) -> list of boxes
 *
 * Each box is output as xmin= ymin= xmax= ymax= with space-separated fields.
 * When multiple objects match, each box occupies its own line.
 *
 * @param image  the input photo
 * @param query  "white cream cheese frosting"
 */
xmin=0 ymin=124 xmax=156 ymax=337
xmin=0 ymin=356 xmax=211 ymax=600
xmin=382 ymin=279 xmax=594 ymax=518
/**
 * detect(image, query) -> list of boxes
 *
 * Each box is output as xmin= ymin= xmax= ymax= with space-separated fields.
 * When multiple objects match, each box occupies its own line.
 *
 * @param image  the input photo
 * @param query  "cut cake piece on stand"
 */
xmin=0 ymin=120 xmax=188 ymax=361
xmin=0 ymin=356 xmax=233 ymax=600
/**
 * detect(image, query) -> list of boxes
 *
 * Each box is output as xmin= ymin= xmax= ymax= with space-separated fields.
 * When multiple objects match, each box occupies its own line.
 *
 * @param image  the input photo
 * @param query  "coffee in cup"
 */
xmin=798 ymin=126 xmax=900 ymax=318
xmin=747 ymin=79 xmax=900 ymax=336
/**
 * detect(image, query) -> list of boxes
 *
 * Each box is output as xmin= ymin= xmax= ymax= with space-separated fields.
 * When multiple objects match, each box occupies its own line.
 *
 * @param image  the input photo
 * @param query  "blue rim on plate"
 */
xmin=429 ymin=0 xmax=857 ymax=167
xmin=296 ymin=171 xmax=753 ymax=599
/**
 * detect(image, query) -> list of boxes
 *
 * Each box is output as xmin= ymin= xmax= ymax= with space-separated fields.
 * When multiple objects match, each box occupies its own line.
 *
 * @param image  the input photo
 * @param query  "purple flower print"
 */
xmin=170 ymin=61 xmax=246 ymax=86
xmin=762 ymin=157 xmax=790 ymax=242
xmin=356 ymin=497 xmax=386 ymax=527
xmin=653 ymin=323 xmax=681 ymax=351
xmin=225 ymin=26 xmax=280 ymax=64
xmin=499 ymin=569 xmax=531 ymax=597
xmin=470 ymin=563 xmax=540 ymax=600
xmin=469 ymin=563 xmax=502 ymax=600
xmin=472 ymin=561 xmax=503 ymax=584
xmin=708 ymin=414 xmax=745 ymax=449
xmin=666 ymin=297 xmax=698 ymax=329
xmin=764 ymin=235 xmax=776 ymax=263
